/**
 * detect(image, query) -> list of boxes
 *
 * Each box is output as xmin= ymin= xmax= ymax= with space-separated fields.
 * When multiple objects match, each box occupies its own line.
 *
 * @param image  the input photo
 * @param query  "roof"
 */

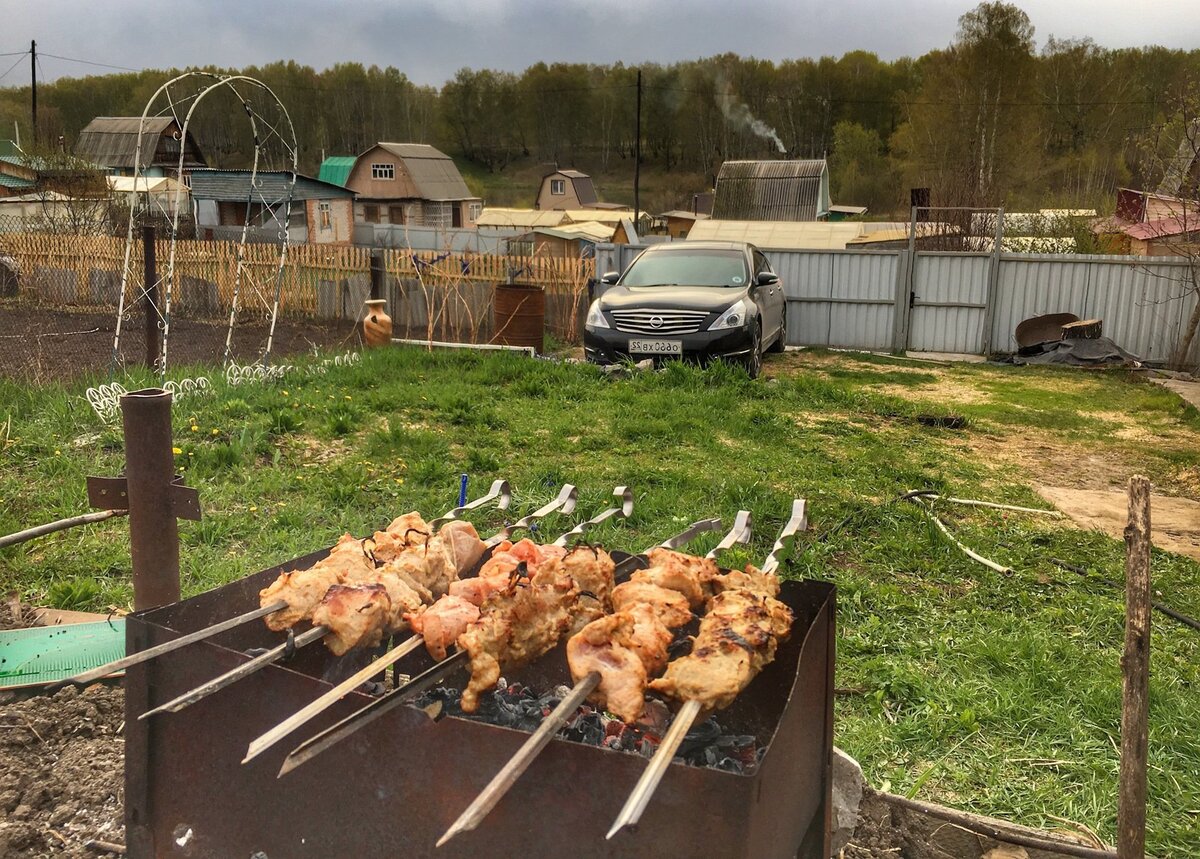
xmin=0 ymin=190 xmax=72 ymax=203
xmin=521 ymin=221 xmax=615 ymax=243
xmin=74 ymin=116 xmax=206 ymax=170
xmin=476 ymin=208 xmax=568 ymax=229
xmin=318 ymin=156 xmax=356 ymax=188
xmin=561 ymin=209 xmax=640 ymax=226
xmin=712 ymin=159 xmax=831 ymax=221
xmin=187 ymin=170 xmax=353 ymax=202
xmin=829 ymin=205 xmax=868 ymax=215
xmin=0 ymin=174 xmax=35 ymax=191
xmin=370 ymin=143 xmax=474 ymax=200
xmin=107 ymin=176 xmax=190 ymax=195
xmin=1123 ymin=216 xmax=1198 ymax=241
xmin=686 ymin=219 xmax=864 ymax=250
xmin=659 ymin=210 xmax=709 ymax=221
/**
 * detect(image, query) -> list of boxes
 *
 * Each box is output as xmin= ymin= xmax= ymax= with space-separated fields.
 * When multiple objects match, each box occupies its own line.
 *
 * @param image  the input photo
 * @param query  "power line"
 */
xmin=37 ymin=51 xmax=140 ymax=73
xmin=0 ymin=54 xmax=26 ymax=86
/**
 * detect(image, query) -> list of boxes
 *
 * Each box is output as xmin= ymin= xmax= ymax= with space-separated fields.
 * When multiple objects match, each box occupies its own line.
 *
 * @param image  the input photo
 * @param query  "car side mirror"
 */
xmin=756 ymin=272 xmax=780 ymax=286
xmin=601 ymin=271 xmax=620 ymax=285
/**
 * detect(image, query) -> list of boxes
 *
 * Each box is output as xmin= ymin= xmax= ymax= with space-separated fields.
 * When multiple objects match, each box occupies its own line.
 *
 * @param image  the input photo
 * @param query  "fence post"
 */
xmin=1119 ymin=475 xmax=1152 ymax=859
xmin=370 ymin=247 xmax=385 ymax=301
xmin=892 ymin=206 xmax=919 ymax=353
xmin=142 ymin=224 xmax=160 ymax=369
xmin=980 ymin=206 xmax=1004 ymax=357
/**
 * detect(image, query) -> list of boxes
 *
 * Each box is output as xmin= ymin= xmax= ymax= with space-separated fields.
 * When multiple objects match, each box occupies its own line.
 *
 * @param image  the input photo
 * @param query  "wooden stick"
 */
xmin=0 ymin=508 xmax=127 ymax=550
xmin=1118 ymin=475 xmax=1152 ymax=859
xmin=606 ymin=698 xmax=702 ymax=838
xmin=436 ymin=671 xmax=602 ymax=846
xmin=912 ymin=499 xmax=1012 ymax=574
xmin=242 ymin=635 xmax=423 ymax=764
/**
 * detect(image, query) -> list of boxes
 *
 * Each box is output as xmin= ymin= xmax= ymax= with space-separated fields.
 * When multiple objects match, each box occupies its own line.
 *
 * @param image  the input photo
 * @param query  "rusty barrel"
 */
xmin=492 ymin=283 xmax=545 ymax=352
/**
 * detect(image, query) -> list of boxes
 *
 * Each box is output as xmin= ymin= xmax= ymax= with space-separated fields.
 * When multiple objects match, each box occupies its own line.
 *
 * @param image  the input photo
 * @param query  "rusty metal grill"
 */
xmin=122 ymin=550 xmax=835 ymax=858
xmin=610 ymin=308 xmax=710 ymax=335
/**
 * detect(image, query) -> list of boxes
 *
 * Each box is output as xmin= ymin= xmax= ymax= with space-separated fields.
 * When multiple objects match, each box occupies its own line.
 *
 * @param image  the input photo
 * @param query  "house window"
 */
xmin=550 ymin=178 xmax=566 ymax=195
xmin=318 ymin=202 xmax=332 ymax=230
xmin=469 ymin=202 xmax=482 ymax=221
xmin=371 ymin=163 xmax=395 ymax=180
xmin=363 ymin=204 xmax=380 ymax=223
xmin=388 ymin=205 xmax=406 ymax=225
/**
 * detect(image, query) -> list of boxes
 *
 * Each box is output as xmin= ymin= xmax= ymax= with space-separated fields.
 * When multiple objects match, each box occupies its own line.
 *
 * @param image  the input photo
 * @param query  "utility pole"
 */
xmin=30 ymin=40 xmax=37 ymax=147
xmin=633 ymin=69 xmax=642 ymax=228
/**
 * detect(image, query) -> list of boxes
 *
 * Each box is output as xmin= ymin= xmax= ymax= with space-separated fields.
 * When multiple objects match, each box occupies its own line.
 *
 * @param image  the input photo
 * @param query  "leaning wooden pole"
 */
xmin=1118 ymin=475 xmax=1152 ymax=859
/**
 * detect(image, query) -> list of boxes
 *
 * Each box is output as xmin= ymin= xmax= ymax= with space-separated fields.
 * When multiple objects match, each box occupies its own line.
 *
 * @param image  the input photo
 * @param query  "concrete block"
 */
xmin=831 ymin=746 xmax=864 ymax=856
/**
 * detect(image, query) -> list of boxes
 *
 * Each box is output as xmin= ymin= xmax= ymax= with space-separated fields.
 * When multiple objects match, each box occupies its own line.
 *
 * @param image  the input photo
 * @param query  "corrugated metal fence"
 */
xmin=595 ymin=243 xmax=1200 ymax=367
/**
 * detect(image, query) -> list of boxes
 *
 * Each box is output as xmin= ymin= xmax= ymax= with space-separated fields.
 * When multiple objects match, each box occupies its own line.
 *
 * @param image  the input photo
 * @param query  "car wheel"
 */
xmin=768 ymin=311 xmax=786 ymax=354
xmin=743 ymin=321 xmax=762 ymax=379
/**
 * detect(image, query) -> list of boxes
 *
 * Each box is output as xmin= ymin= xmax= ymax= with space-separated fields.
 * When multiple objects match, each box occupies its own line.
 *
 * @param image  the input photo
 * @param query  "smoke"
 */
xmin=716 ymin=78 xmax=786 ymax=155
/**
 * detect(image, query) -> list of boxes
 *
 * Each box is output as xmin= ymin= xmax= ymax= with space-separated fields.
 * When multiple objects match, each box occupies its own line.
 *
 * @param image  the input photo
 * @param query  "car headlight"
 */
xmin=585 ymin=300 xmax=610 ymax=330
xmin=708 ymin=299 xmax=748 ymax=331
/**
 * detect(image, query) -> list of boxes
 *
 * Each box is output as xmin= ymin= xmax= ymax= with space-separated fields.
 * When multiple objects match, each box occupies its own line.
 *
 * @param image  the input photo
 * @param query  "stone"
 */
xmin=831 ymin=746 xmax=864 ymax=857
xmin=981 ymin=847 xmax=1029 ymax=859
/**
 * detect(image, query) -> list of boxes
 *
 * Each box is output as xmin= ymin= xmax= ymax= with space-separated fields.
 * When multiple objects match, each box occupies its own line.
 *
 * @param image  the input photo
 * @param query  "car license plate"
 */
xmin=628 ymin=338 xmax=682 ymax=355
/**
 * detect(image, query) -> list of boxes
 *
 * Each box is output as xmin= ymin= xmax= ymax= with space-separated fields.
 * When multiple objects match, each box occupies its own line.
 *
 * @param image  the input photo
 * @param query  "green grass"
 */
xmin=1 ymin=347 xmax=1199 ymax=854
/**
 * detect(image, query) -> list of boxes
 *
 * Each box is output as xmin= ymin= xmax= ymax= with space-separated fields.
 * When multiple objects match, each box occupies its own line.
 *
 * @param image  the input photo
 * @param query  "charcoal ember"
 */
xmin=562 ymin=708 xmax=607 ymax=746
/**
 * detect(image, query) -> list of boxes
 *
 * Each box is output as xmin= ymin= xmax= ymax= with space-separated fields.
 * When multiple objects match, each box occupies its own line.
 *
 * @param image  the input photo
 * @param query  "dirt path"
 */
xmin=1035 ymin=484 xmax=1200 ymax=562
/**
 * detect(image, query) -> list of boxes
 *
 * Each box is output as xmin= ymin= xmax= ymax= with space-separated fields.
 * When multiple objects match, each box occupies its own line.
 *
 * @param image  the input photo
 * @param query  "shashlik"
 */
xmin=257 ymin=514 xmax=487 ymax=655
xmin=567 ymin=552 xmax=792 ymax=721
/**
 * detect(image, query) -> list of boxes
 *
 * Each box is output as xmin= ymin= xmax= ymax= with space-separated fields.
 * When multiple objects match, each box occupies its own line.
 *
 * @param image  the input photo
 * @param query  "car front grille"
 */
xmin=610 ymin=308 xmax=711 ymax=335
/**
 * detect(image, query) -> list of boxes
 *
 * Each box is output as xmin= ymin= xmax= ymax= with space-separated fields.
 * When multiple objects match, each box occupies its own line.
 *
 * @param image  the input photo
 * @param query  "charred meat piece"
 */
xmin=710 ymin=564 xmax=781 ymax=599
xmin=633 ymin=548 xmax=720 ymax=609
xmin=404 ymin=594 xmax=480 ymax=661
xmin=457 ymin=558 xmax=579 ymax=713
xmin=567 ymin=603 xmax=673 ymax=721
xmin=259 ymin=534 xmax=373 ymax=631
xmin=311 ymin=584 xmax=391 ymax=656
xmin=648 ymin=589 xmax=793 ymax=712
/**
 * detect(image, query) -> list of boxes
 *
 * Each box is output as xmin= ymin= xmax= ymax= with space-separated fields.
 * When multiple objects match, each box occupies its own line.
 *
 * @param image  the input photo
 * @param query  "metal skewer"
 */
xmin=61 ymin=484 xmax=513 ymax=689
xmin=436 ymin=511 xmax=751 ymax=846
xmin=278 ymin=517 xmax=725 ymax=779
xmin=606 ymin=499 xmax=808 ymax=839
xmin=139 ymin=484 xmax=576 ymax=720
xmin=242 ymin=487 xmax=630 ymax=765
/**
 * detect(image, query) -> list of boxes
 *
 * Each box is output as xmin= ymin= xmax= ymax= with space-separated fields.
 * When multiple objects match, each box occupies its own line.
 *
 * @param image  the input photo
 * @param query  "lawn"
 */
xmin=2 ymin=346 xmax=1198 ymax=855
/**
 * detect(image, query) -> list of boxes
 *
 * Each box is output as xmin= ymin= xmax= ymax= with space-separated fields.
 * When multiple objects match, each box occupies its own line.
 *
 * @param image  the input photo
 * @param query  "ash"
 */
xmin=412 ymin=681 xmax=763 ymax=774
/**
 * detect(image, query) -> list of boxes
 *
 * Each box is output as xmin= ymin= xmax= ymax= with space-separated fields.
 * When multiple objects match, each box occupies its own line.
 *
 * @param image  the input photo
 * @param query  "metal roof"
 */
xmin=74 ymin=116 xmax=206 ymax=170
xmin=561 ymin=209 xmax=640 ymax=225
xmin=658 ymin=210 xmax=709 ymax=220
xmin=476 ymin=208 xmax=567 ymax=228
xmin=318 ymin=156 xmax=356 ymax=187
xmin=0 ymin=173 xmax=35 ymax=190
xmin=528 ymin=221 xmax=616 ymax=242
xmin=686 ymin=219 xmax=864 ymax=250
xmin=369 ymin=143 xmax=475 ymax=200
xmin=187 ymin=170 xmax=353 ymax=203
xmin=1123 ymin=216 xmax=1196 ymax=241
xmin=712 ymin=159 xmax=831 ymax=221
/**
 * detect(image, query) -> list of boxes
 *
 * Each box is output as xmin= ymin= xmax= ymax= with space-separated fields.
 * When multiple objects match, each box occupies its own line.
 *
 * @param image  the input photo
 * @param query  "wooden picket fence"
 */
xmin=0 ymin=233 xmax=594 ymax=342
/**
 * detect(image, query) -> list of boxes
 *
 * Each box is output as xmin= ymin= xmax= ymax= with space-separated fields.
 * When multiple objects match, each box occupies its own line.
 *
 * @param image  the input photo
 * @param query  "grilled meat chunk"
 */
xmin=311 ymin=583 xmax=391 ymax=656
xmin=384 ymin=520 xmax=486 ymax=598
xmin=404 ymin=594 xmax=480 ymax=661
xmin=648 ymin=589 xmax=793 ymax=711
xmin=457 ymin=558 xmax=579 ymax=712
xmin=259 ymin=534 xmax=373 ymax=631
xmin=710 ymin=564 xmax=781 ymax=599
xmin=633 ymin=548 xmax=720 ymax=609
xmin=610 ymin=580 xmax=693 ymax=629
xmin=568 ymin=603 xmax=673 ymax=721
xmin=369 ymin=511 xmax=433 ymax=563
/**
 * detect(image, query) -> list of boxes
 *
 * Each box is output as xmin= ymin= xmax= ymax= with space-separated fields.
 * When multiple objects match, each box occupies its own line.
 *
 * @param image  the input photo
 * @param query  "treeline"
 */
xmin=3 ymin=3 xmax=1199 ymax=215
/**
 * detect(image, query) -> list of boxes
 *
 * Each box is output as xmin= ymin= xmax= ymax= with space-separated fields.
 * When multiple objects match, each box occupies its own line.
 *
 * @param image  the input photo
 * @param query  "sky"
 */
xmin=6 ymin=0 xmax=1200 ymax=88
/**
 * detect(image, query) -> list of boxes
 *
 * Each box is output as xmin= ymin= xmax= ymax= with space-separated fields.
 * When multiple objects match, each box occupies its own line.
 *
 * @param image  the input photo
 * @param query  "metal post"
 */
xmin=120 ymin=388 xmax=181 ymax=609
xmin=980 ymin=206 xmax=1004 ymax=357
xmin=369 ymin=248 xmax=385 ymax=301
xmin=30 ymin=40 xmax=37 ymax=147
xmin=634 ymin=68 xmax=641 ymax=227
xmin=142 ymin=224 xmax=160 ymax=369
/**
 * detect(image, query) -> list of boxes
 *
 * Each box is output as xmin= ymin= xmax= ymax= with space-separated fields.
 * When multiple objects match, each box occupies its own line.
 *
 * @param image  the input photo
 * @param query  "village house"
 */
xmin=658 ymin=210 xmax=708 ymax=239
xmin=188 ymin=169 xmax=355 ymax=245
xmin=324 ymin=143 xmax=481 ymax=230
xmin=73 ymin=117 xmax=206 ymax=178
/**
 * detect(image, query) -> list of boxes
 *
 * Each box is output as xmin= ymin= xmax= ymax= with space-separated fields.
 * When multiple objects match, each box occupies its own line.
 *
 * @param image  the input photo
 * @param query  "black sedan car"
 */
xmin=583 ymin=241 xmax=786 ymax=378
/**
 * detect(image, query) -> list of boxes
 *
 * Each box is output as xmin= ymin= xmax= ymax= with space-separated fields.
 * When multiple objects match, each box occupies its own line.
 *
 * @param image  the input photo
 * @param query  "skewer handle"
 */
xmin=705 ymin=510 xmax=752 ymax=559
xmin=139 ymin=624 xmax=328 ymax=719
xmin=552 ymin=486 xmax=634 ymax=547
xmin=761 ymin=498 xmax=807 ymax=574
xmin=606 ymin=698 xmax=703 ymax=839
xmin=242 ymin=635 xmax=425 ymax=764
xmin=486 ymin=484 xmax=578 ymax=546
xmin=437 ymin=671 xmax=603 ymax=846
xmin=59 ymin=599 xmax=288 ymax=687
xmin=430 ymin=479 xmax=512 ymax=528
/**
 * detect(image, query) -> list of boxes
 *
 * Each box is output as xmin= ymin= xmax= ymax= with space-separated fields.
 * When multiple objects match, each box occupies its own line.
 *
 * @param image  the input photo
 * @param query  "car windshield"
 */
xmin=620 ymin=250 xmax=748 ymax=288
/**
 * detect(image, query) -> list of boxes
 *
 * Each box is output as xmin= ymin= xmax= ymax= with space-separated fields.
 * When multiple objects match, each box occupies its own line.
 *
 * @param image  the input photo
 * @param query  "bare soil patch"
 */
xmin=0 ymin=685 xmax=124 ymax=857
xmin=0 ymin=305 xmax=358 ymax=384
xmin=1035 ymin=484 xmax=1200 ymax=562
